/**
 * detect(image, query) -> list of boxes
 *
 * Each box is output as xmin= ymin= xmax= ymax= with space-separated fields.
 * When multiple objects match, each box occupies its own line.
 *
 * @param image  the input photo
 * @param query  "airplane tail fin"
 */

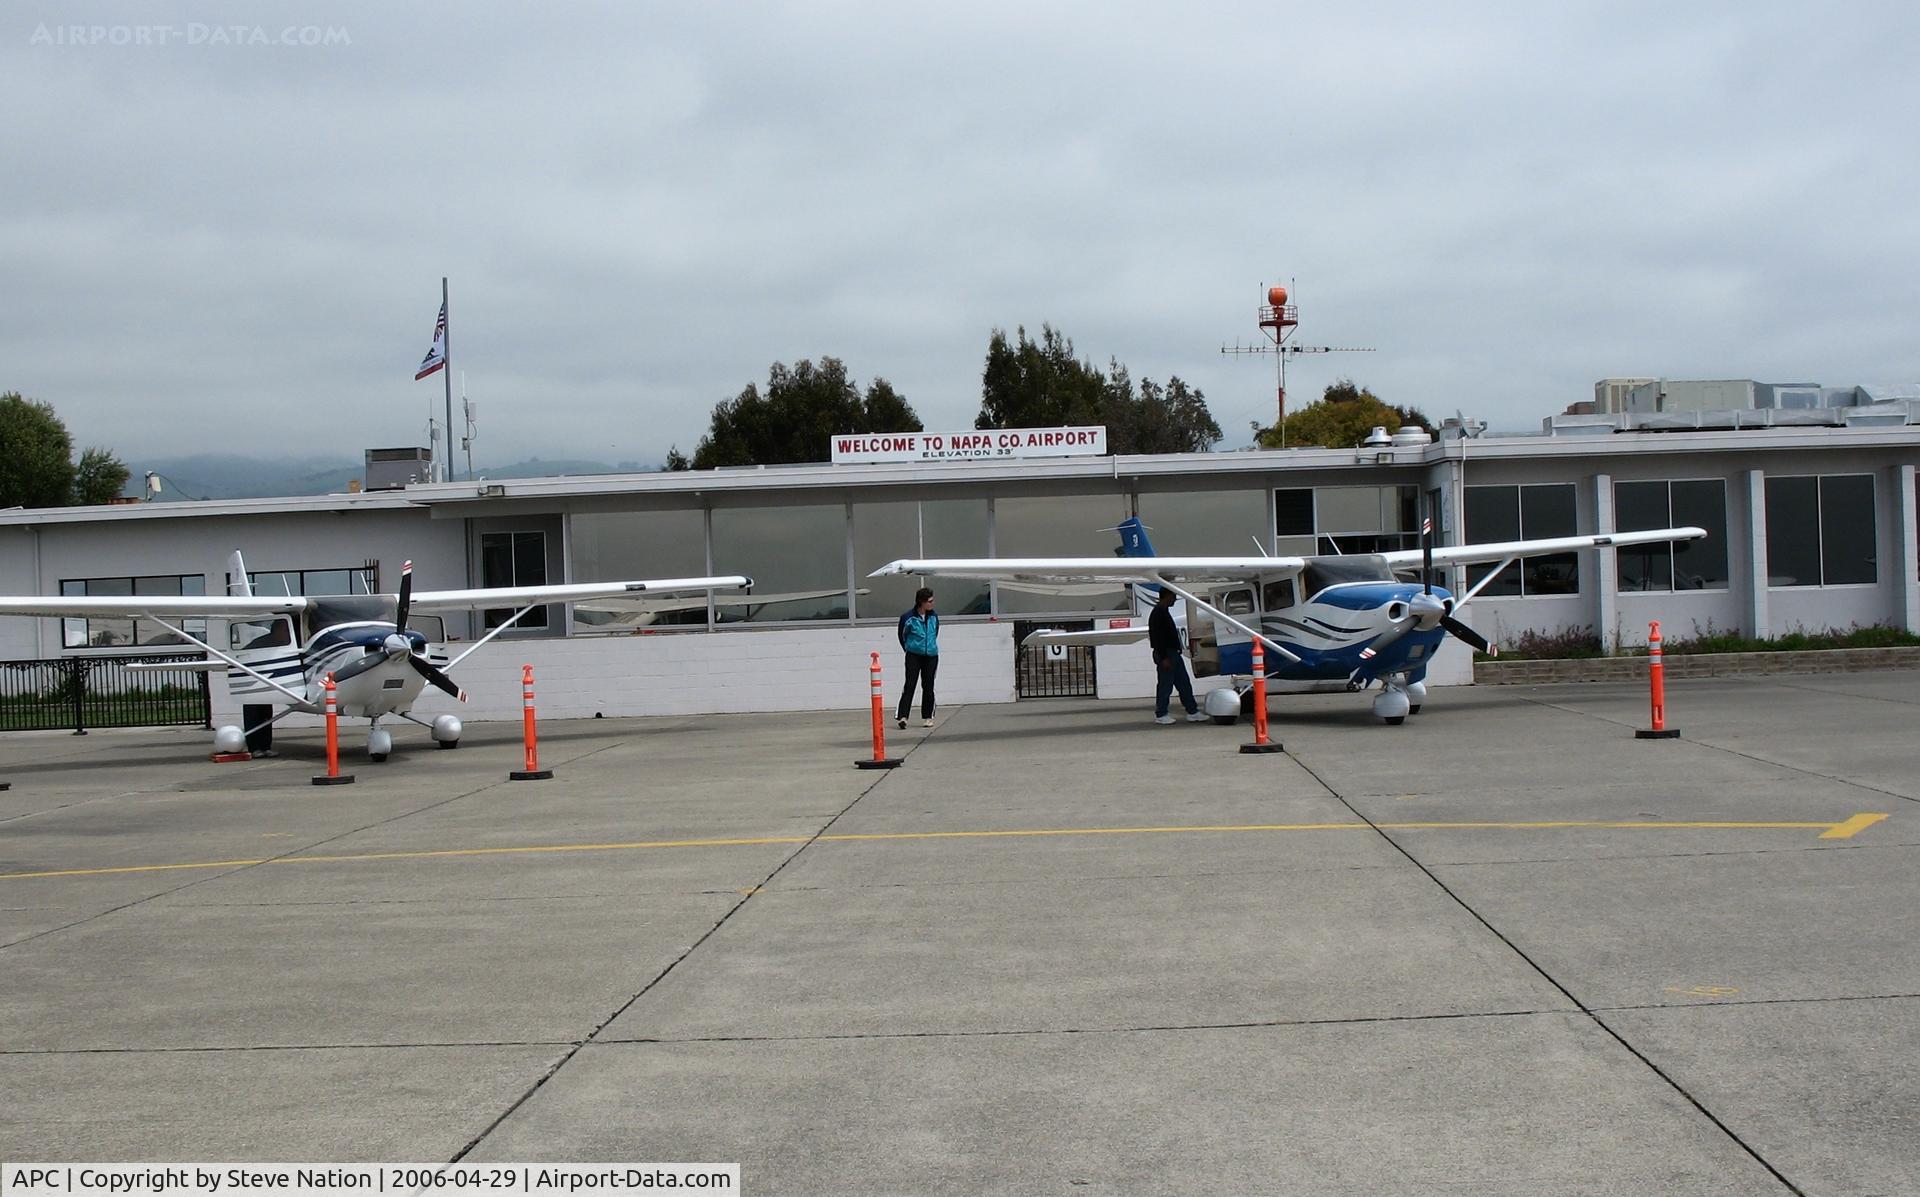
xmin=1116 ymin=516 xmax=1157 ymax=559
xmin=1115 ymin=516 xmax=1163 ymax=615
xmin=227 ymin=550 xmax=252 ymax=597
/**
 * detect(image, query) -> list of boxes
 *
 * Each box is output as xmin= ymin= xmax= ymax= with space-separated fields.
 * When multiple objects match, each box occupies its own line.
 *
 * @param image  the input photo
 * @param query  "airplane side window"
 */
xmin=1222 ymin=588 xmax=1255 ymax=616
xmin=1263 ymin=579 xmax=1296 ymax=610
xmin=231 ymin=616 xmax=292 ymax=651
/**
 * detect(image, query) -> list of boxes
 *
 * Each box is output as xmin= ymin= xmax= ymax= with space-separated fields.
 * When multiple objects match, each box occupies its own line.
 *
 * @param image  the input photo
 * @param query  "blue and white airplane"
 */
xmin=0 ymin=552 xmax=750 ymax=759
xmin=872 ymin=515 xmax=1706 ymax=723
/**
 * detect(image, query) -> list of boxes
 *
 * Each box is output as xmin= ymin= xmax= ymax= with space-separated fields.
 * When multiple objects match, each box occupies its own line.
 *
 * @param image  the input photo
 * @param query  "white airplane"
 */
xmin=0 ymin=552 xmax=750 ymax=759
xmin=872 ymin=514 xmax=1707 ymax=724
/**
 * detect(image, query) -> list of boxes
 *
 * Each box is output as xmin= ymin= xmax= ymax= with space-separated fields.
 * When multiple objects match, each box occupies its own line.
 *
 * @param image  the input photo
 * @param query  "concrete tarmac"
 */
xmin=0 ymin=671 xmax=1914 ymax=1195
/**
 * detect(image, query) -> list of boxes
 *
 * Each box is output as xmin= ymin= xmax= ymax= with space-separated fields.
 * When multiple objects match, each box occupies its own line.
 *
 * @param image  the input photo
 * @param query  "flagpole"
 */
xmin=441 ymin=276 xmax=454 ymax=482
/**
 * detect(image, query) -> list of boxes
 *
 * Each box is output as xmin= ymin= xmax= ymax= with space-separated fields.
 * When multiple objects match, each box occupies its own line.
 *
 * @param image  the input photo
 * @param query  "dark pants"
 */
xmin=242 ymin=703 xmax=274 ymax=752
xmin=1153 ymin=651 xmax=1197 ymax=718
xmin=898 ymin=652 xmax=937 ymax=720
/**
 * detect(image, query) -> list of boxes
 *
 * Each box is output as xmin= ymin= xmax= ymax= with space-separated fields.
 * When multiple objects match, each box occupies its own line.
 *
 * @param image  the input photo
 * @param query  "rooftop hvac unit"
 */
xmin=365 ymin=447 xmax=433 ymax=490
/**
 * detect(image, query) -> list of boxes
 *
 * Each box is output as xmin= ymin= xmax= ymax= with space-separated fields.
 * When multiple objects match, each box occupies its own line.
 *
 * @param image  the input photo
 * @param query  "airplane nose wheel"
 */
xmin=368 ymin=724 xmax=392 ymax=762
xmin=1372 ymin=681 xmax=1412 ymax=725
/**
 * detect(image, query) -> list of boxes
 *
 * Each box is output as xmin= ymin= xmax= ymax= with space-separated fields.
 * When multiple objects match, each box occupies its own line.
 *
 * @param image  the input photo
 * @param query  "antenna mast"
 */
xmin=1220 ymin=281 xmax=1373 ymax=448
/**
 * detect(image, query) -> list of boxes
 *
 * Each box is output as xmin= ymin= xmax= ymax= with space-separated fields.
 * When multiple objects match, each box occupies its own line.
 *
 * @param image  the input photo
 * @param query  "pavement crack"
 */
xmin=445 ymin=707 xmax=962 ymax=1164
xmin=1286 ymin=747 xmax=1810 ymax=1197
xmin=592 ymin=1007 xmax=1576 ymax=1046
xmin=1514 ymin=692 xmax=1919 ymax=807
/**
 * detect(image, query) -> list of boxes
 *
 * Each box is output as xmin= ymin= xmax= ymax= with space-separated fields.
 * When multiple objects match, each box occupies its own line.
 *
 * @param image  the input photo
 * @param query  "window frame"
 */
xmin=1613 ymin=478 xmax=1731 ymax=594
xmin=1764 ymin=473 xmax=1879 ymax=590
xmin=59 ymin=573 xmax=208 ymax=650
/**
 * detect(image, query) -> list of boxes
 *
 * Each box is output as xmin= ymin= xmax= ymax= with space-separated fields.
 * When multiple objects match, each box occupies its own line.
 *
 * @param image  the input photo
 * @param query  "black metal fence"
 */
xmin=0 ymin=654 xmax=213 ymax=734
xmin=1012 ymin=620 xmax=1099 ymax=699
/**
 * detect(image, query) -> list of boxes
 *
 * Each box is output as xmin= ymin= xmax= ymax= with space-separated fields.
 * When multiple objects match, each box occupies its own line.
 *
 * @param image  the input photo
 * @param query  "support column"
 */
xmin=1593 ymin=473 xmax=1618 ymax=652
xmin=1745 ymin=470 xmax=1769 ymax=640
xmin=1895 ymin=464 xmax=1918 ymax=634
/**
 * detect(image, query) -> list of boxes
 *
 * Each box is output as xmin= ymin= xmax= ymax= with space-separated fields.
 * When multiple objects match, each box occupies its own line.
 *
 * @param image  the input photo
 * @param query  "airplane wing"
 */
xmin=0 ymin=595 xmax=307 ymax=618
xmin=1020 ymin=626 xmax=1150 ymax=648
xmin=1378 ymin=527 xmax=1708 ymax=570
xmin=869 ymin=558 xmax=1304 ymax=586
xmin=410 ymin=575 xmax=752 ymax=613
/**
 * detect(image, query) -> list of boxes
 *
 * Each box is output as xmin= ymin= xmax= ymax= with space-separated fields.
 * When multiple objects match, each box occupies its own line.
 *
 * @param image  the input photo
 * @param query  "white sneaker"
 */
xmin=1154 ymin=715 xmax=1175 ymax=725
xmin=1186 ymin=711 xmax=1209 ymax=722
xmin=922 ymin=718 xmax=935 ymax=727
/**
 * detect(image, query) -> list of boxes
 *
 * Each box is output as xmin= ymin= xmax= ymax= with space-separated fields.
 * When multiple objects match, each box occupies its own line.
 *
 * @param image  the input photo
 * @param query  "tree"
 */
xmin=73 ymin=446 xmax=131 ymax=505
xmin=1109 ymin=374 xmax=1223 ymax=455
xmin=0 ymin=392 xmax=76 ymax=508
xmin=690 ymin=358 xmax=922 ymax=469
xmin=976 ymin=325 xmax=1108 ymax=431
xmin=662 ymin=446 xmax=691 ymax=472
xmin=1255 ymin=379 xmax=1434 ymax=449
xmin=975 ymin=326 xmax=1223 ymax=454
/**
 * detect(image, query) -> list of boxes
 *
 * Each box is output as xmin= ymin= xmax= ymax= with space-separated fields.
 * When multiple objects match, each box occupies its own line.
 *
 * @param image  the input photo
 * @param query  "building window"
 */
xmin=1765 ymin=474 xmax=1877 ymax=587
xmin=992 ymin=494 xmax=1131 ymax=615
xmin=1464 ymin=484 xmax=1579 ymax=596
xmin=921 ymin=499 xmax=991 ymax=616
xmin=710 ymin=504 xmax=850 ymax=623
xmin=60 ymin=574 xmax=207 ymax=649
xmin=570 ymin=510 xmax=710 ymax=630
xmin=241 ymin=564 xmax=379 ymax=598
xmin=1615 ymin=480 xmax=1729 ymax=591
xmin=480 ymin=530 xmax=550 ymax=629
xmin=1136 ymin=490 xmax=1270 ymax=555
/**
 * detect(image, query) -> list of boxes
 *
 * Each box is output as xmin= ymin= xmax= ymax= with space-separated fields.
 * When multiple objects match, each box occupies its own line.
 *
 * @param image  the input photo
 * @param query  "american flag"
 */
xmin=415 ymin=302 xmax=447 ymax=380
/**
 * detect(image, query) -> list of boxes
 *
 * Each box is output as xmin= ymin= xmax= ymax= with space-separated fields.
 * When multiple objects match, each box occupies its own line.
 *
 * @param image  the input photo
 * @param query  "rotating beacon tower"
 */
xmin=1220 ymin=284 xmax=1373 ymax=448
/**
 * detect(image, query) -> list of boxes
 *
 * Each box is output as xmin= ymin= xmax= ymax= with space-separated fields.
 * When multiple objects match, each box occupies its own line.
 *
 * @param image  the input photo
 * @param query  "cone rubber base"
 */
xmin=1239 ymin=741 xmax=1286 ymax=754
xmin=856 ymin=758 xmax=903 ymax=769
xmin=1635 ymin=728 xmax=1682 ymax=739
xmin=510 ymin=769 xmax=554 ymax=781
xmin=311 ymin=774 xmax=356 ymax=786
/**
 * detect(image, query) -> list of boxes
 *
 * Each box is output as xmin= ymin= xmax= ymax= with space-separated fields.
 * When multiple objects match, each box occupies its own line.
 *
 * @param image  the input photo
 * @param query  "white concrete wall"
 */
xmin=219 ymin=621 xmax=1017 ymax=726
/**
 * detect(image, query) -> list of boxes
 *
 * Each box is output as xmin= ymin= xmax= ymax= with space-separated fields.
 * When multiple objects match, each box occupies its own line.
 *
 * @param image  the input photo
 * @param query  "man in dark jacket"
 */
xmin=896 ymin=587 xmax=939 ymax=729
xmin=1149 ymin=587 xmax=1205 ymax=724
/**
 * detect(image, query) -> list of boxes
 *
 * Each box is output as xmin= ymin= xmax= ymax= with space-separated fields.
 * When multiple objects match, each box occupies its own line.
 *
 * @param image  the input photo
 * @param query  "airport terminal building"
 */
xmin=3 ymin=406 xmax=1918 ymax=726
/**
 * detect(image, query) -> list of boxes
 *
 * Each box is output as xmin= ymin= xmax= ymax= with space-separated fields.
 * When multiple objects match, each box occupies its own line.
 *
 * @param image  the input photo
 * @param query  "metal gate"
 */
xmin=1013 ymin=620 xmax=1098 ymax=699
xmin=0 ymin=654 xmax=213 ymax=733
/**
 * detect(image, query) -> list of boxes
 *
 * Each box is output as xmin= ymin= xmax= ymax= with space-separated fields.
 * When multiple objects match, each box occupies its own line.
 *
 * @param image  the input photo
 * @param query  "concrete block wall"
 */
xmin=212 ymin=621 xmax=1017 ymax=727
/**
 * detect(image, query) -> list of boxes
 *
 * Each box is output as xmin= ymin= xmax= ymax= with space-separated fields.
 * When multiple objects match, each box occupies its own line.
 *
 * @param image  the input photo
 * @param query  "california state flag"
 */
xmin=414 ymin=302 xmax=447 ymax=380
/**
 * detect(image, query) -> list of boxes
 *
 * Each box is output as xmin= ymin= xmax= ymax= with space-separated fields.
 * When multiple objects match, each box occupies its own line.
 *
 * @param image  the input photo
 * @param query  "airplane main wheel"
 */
xmin=1385 ymin=716 xmax=1405 ymax=726
xmin=1409 ymin=705 xmax=1422 ymax=714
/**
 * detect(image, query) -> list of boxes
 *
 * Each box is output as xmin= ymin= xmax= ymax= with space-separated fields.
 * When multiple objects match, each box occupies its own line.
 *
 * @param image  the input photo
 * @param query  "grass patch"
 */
xmin=1480 ymin=622 xmax=1920 ymax=661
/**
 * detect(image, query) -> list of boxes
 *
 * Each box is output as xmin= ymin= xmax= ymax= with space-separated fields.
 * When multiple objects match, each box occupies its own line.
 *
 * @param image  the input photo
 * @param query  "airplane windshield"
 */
xmin=307 ymin=596 xmax=394 ymax=629
xmin=1301 ymin=555 xmax=1395 ymax=598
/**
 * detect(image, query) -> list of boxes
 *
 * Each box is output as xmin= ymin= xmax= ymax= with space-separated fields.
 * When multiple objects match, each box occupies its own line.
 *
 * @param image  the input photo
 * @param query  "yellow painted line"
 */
xmin=0 ymin=814 xmax=1889 ymax=882
xmin=1819 ymin=812 xmax=1890 ymax=840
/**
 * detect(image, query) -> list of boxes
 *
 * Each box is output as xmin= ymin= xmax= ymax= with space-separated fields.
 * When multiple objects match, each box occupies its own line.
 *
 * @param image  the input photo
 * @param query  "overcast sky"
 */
xmin=5 ymin=1 xmax=1916 ymax=468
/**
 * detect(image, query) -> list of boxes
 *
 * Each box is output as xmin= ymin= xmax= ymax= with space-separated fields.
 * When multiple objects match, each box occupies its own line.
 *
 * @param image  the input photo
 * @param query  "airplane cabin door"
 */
xmin=1188 ymin=586 xmax=1255 ymax=678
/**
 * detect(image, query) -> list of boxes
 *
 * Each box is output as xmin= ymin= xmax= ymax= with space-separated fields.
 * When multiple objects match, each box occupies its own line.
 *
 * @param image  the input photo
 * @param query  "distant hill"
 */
xmin=126 ymin=454 xmax=657 ymax=501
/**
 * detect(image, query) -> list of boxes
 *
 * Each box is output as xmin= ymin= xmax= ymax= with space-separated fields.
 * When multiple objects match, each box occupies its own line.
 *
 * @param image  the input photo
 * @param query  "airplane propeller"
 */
xmin=1364 ymin=504 xmax=1498 ymax=662
xmin=325 ymin=561 xmax=468 ymax=700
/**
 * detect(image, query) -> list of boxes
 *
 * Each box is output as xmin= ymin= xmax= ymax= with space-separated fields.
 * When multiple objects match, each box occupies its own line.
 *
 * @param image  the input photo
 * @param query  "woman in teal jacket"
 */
xmin=895 ymin=587 xmax=938 ymax=728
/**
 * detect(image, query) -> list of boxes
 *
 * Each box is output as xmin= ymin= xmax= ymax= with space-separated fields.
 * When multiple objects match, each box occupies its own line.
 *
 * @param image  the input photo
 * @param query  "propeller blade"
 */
xmin=395 ymin=560 xmax=414 ymax=633
xmin=1421 ymin=501 xmax=1434 ymax=595
xmin=409 ymin=654 xmax=468 ymax=702
xmin=330 ymin=648 xmax=391 ymax=684
xmin=1359 ymin=617 xmax=1416 ymax=662
xmin=1441 ymin=615 xmax=1496 ymax=656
